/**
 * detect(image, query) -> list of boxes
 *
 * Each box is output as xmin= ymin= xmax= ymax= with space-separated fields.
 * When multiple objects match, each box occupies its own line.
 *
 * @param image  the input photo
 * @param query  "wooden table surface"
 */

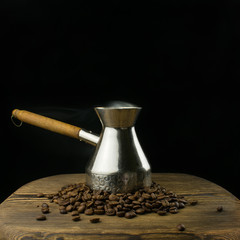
xmin=0 ymin=173 xmax=240 ymax=240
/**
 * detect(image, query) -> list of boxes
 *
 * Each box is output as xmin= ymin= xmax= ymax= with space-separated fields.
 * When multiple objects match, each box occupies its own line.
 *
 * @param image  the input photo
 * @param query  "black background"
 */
xmin=1 ymin=0 xmax=240 ymax=203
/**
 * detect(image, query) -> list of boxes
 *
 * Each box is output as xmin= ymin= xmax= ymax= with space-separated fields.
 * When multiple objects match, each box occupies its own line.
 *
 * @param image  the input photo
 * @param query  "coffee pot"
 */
xmin=12 ymin=106 xmax=152 ymax=193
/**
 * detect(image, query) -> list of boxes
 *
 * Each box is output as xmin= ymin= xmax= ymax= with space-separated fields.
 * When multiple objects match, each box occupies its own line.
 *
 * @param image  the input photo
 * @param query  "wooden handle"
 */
xmin=12 ymin=109 xmax=81 ymax=139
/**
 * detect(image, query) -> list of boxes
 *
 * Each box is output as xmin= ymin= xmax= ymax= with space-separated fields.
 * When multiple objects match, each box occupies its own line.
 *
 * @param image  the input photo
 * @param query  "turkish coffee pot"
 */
xmin=12 ymin=106 xmax=152 ymax=193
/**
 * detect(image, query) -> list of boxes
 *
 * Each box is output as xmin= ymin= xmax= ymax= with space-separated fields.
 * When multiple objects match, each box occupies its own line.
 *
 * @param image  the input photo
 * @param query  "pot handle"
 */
xmin=12 ymin=109 xmax=81 ymax=139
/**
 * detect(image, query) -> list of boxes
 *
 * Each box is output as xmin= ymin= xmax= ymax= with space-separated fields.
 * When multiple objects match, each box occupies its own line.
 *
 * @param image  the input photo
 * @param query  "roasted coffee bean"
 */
xmin=161 ymin=200 xmax=170 ymax=207
xmin=109 ymin=201 xmax=119 ymax=206
xmin=106 ymin=208 xmax=116 ymax=216
xmin=135 ymin=208 xmax=145 ymax=214
xmin=60 ymin=209 xmax=67 ymax=214
xmin=143 ymin=207 xmax=152 ymax=213
xmin=128 ymin=195 xmax=136 ymax=201
xmin=95 ymin=200 xmax=103 ymax=206
xmin=46 ymin=194 xmax=54 ymax=199
xmin=151 ymin=193 xmax=156 ymax=199
xmin=71 ymin=211 xmax=79 ymax=216
xmin=125 ymin=211 xmax=136 ymax=219
xmin=179 ymin=199 xmax=188 ymax=204
xmin=66 ymin=205 xmax=73 ymax=212
xmin=42 ymin=203 xmax=49 ymax=208
xmin=116 ymin=204 xmax=123 ymax=210
xmin=36 ymin=215 xmax=47 ymax=221
xmin=72 ymin=215 xmax=81 ymax=221
xmin=94 ymin=209 xmax=105 ymax=215
xmin=96 ymin=195 xmax=105 ymax=200
xmin=90 ymin=218 xmax=100 ymax=223
xmin=124 ymin=203 xmax=133 ymax=208
xmin=41 ymin=207 xmax=50 ymax=214
xmin=177 ymin=224 xmax=185 ymax=231
xmin=124 ymin=199 xmax=131 ymax=204
xmin=77 ymin=205 xmax=86 ymax=213
xmin=138 ymin=197 xmax=145 ymax=202
xmin=109 ymin=194 xmax=119 ymax=201
xmin=169 ymin=208 xmax=178 ymax=214
xmin=157 ymin=210 xmax=167 ymax=216
xmin=85 ymin=208 xmax=94 ymax=215
xmin=36 ymin=193 xmax=45 ymax=198
xmin=86 ymin=201 xmax=94 ymax=208
xmin=189 ymin=200 xmax=198 ymax=206
xmin=152 ymin=208 xmax=159 ymax=213
xmin=142 ymin=193 xmax=151 ymax=199
xmin=70 ymin=197 xmax=76 ymax=204
xmin=116 ymin=211 xmax=125 ymax=217
xmin=58 ymin=199 xmax=70 ymax=206
xmin=59 ymin=206 xmax=66 ymax=210
xmin=96 ymin=205 xmax=104 ymax=210
xmin=217 ymin=206 xmax=223 ymax=212
xmin=132 ymin=201 xmax=141 ymax=205
xmin=145 ymin=202 xmax=152 ymax=208
xmin=133 ymin=205 xmax=141 ymax=210
xmin=179 ymin=202 xmax=185 ymax=208
xmin=74 ymin=201 xmax=81 ymax=208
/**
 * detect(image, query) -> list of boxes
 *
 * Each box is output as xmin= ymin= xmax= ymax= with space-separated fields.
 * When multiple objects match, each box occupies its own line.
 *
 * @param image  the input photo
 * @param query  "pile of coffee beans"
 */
xmin=36 ymin=181 xmax=194 ymax=223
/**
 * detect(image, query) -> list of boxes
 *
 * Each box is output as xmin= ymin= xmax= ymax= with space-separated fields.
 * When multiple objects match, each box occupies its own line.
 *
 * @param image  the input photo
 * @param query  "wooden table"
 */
xmin=0 ymin=173 xmax=240 ymax=240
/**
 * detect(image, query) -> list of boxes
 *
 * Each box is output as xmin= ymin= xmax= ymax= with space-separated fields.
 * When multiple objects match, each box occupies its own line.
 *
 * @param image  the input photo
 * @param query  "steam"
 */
xmin=103 ymin=101 xmax=138 ymax=108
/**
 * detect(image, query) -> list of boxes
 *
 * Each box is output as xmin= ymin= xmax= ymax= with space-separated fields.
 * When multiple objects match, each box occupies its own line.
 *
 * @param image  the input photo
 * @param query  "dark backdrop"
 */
xmin=1 ymin=0 xmax=240 ymax=203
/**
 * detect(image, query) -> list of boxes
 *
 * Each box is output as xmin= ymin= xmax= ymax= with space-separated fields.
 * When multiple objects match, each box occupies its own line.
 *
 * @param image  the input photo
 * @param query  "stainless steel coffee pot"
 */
xmin=12 ymin=106 xmax=152 ymax=192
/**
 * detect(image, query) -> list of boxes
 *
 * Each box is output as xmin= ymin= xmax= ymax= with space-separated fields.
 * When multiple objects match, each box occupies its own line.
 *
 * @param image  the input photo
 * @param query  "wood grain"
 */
xmin=0 ymin=173 xmax=240 ymax=240
xmin=12 ymin=109 xmax=81 ymax=139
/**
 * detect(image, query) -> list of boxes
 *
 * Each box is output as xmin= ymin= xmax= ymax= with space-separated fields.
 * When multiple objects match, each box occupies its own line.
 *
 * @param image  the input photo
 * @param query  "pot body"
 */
xmin=85 ymin=126 xmax=151 ymax=193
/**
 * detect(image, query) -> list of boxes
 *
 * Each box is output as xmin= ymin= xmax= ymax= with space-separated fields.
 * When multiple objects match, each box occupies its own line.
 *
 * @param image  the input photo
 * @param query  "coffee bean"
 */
xmin=94 ymin=209 xmax=105 ymax=215
xmin=77 ymin=205 xmax=86 ymax=213
xmin=71 ymin=211 xmax=79 ymax=216
xmin=125 ymin=211 xmax=136 ymax=219
xmin=142 ymin=193 xmax=151 ymax=199
xmin=143 ymin=207 xmax=152 ymax=213
xmin=109 ymin=201 xmax=119 ymax=206
xmin=96 ymin=205 xmax=104 ymax=210
xmin=217 ymin=206 xmax=223 ymax=212
xmin=72 ymin=216 xmax=81 ymax=221
xmin=36 ymin=193 xmax=44 ymax=198
xmin=132 ymin=201 xmax=141 ymax=205
xmin=157 ymin=210 xmax=167 ymax=216
xmin=133 ymin=205 xmax=141 ymax=210
xmin=106 ymin=208 xmax=116 ymax=216
xmin=179 ymin=203 xmax=185 ymax=208
xmin=41 ymin=207 xmax=50 ymax=214
xmin=36 ymin=215 xmax=47 ymax=221
xmin=138 ymin=197 xmax=145 ymax=202
xmin=90 ymin=218 xmax=100 ymax=223
xmin=66 ymin=205 xmax=73 ymax=212
xmin=169 ymin=208 xmax=178 ymax=214
xmin=42 ymin=203 xmax=49 ymax=208
xmin=177 ymin=224 xmax=185 ymax=231
xmin=58 ymin=199 xmax=70 ymax=206
xmin=161 ymin=200 xmax=170 ymax=207
xmin=189 ymin=200 xmax=198 ymax=206
xmin=60 ymin=209 xmax=67 ymax=214
xmin=95 ymin=200 xmax=103 ymax=206
xmin=128 ymin=195 xmax=136 ymax=201
xmin=86 ymin=201 xmax=94 ymax=208
xmin=74 ymin=201 xmax=81 ymax=208
xmin=85 ymin=208 xmax=94 ymax=215
xmin=46 ymin=194 xmax=54 ymax=199
xmin=109 ymin=194 xmax=119 ymax=201
xmin=136 ymin=208 xmax=145 ymax=214
xmin=116 ymin=211 xmax=125 ymax=217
